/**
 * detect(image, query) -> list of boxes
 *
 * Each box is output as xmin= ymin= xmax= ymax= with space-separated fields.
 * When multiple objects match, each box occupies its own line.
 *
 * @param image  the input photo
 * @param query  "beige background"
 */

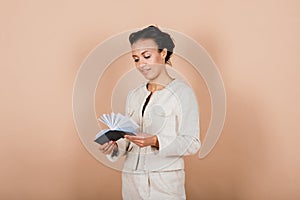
xmin=1 ymin=0 xmax=300 ymax=199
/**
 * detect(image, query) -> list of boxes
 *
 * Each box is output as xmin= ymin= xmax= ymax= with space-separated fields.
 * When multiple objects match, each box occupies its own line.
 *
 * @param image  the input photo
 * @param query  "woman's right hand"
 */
xmin=98 ymin=141 xmax=117 ymax=154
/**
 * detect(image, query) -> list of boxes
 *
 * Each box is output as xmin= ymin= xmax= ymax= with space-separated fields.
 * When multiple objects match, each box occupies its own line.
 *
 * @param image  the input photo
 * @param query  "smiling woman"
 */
xmin=97 ymin=25 xmax=201 ymax=200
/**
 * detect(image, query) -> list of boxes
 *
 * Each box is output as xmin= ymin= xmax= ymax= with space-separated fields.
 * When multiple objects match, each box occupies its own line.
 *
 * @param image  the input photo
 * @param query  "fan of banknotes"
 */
xmin=94 ymin=112 xmax=139 ymax=145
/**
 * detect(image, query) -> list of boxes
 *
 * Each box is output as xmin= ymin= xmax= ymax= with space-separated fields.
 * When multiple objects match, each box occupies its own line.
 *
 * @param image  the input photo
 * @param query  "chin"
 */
xmin=142 ymin=73 xmax=153 ymax=80
xmin=140 ymin=70 xmax=158 ymax=81
xmin=144 ymin=75 xmax=156 ymax=81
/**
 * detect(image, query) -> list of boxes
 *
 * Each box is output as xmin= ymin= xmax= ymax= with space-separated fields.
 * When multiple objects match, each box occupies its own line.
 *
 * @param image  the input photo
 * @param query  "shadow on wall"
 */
xmin=184 ymin=79 xmax=270 ymax=200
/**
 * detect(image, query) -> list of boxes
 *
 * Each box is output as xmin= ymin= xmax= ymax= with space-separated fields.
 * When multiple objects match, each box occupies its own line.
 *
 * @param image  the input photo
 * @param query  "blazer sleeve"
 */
xmin=156 ymin=86 xmax=201 ymax=157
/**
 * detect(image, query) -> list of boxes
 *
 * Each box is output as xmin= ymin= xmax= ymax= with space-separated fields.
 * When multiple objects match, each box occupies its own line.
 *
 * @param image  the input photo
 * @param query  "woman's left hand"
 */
xmin=125 ymin=133 xmax=159 ymax=148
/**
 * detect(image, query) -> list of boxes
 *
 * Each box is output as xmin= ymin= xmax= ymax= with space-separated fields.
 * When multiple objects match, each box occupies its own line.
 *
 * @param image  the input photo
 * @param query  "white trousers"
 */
xmin=122 ymin=170 xmax=186 ymax=200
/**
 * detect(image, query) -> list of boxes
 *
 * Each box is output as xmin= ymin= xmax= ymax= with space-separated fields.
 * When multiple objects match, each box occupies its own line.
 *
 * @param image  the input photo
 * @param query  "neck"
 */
xmin=149 ymin=70 xmax=174 ymax=88
xmin=147 ymin=82 xmax=165 ymax=92
xmin=147 ymin=76 xmax=174 ymax=92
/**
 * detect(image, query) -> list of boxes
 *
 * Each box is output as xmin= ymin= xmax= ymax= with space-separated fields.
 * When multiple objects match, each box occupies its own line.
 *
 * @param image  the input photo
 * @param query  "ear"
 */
xmin=161 ymin=48 xmax=168 ymax=59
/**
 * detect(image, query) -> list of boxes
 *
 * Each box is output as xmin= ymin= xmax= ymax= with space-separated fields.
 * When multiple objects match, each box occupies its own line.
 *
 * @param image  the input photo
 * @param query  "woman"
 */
xmin=99 ymin=25 xmax=201 ymax=200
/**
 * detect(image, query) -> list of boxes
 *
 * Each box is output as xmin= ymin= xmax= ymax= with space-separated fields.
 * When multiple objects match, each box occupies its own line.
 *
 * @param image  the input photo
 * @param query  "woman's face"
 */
xmin=131 ymin=39 xmax=167 ymax=81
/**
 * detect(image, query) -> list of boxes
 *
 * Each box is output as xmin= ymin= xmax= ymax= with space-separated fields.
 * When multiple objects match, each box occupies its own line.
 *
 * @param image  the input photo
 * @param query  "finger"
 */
xmin=103 ymin=144 xmax=115 ymax=154
xmin=130 ymin=139 xmax=147 ymax=147
xmin=98 ymin=143 xmax=108 ymax=151
xmin=99 ymin=141 xmax=113 ymax=151
xmin=125 ymin=135 xmax=145 ymax=140
xmin=124 ymin=135 xmax=133 ymax=140
xmin=126 ymin=138 xmax=142 ymax=144
xmin=102 ymin=141 xmax=115 ymax=154
xmin=136 ymin=133 xmax=152 ymax=137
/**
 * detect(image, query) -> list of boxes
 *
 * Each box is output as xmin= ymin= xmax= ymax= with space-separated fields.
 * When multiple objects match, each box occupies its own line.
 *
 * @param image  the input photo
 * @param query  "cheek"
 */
xmin=148 ymin=58 xmax=162 ymax=66
xmin=151 ymin=65 xmax=164 ymax=75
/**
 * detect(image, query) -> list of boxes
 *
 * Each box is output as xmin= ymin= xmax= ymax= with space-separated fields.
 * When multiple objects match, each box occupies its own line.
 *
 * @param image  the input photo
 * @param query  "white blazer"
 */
xmin=107 ymin=79 xmax=201 ymax=172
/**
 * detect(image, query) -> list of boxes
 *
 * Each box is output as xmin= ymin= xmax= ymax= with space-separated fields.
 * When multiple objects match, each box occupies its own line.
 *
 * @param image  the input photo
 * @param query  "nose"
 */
xmin=137 ymin=59 xmax=147 ymax=69
xmin=138 ymin=63 xmax=147 ymax=69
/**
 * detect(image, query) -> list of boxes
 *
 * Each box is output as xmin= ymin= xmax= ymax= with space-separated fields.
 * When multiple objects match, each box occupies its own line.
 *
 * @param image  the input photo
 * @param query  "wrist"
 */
xmin=151 ymin=136 xmax=159 ymax=149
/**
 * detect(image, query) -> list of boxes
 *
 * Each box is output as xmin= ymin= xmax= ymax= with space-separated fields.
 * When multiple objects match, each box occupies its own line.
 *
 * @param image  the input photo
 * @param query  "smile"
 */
xmin=141 ymin=68 xmax=150 ymax=74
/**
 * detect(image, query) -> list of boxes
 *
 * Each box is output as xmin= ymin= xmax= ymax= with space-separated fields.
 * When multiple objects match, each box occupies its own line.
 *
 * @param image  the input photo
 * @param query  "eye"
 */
xmin=133 ymin=57 xmax=139 ymax=62
xmin=144 ymin=55 xmax=151 ymax=59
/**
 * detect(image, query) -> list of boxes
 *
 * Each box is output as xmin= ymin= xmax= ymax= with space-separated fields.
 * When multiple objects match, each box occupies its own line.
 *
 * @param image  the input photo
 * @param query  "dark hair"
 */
xmin=129 ymin=25 xmax=175 ymax=65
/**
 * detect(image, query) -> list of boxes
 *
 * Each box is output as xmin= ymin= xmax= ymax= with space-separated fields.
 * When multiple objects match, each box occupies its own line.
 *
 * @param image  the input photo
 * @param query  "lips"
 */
xmin=140 ymin=68 xmax=150 ymax=75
